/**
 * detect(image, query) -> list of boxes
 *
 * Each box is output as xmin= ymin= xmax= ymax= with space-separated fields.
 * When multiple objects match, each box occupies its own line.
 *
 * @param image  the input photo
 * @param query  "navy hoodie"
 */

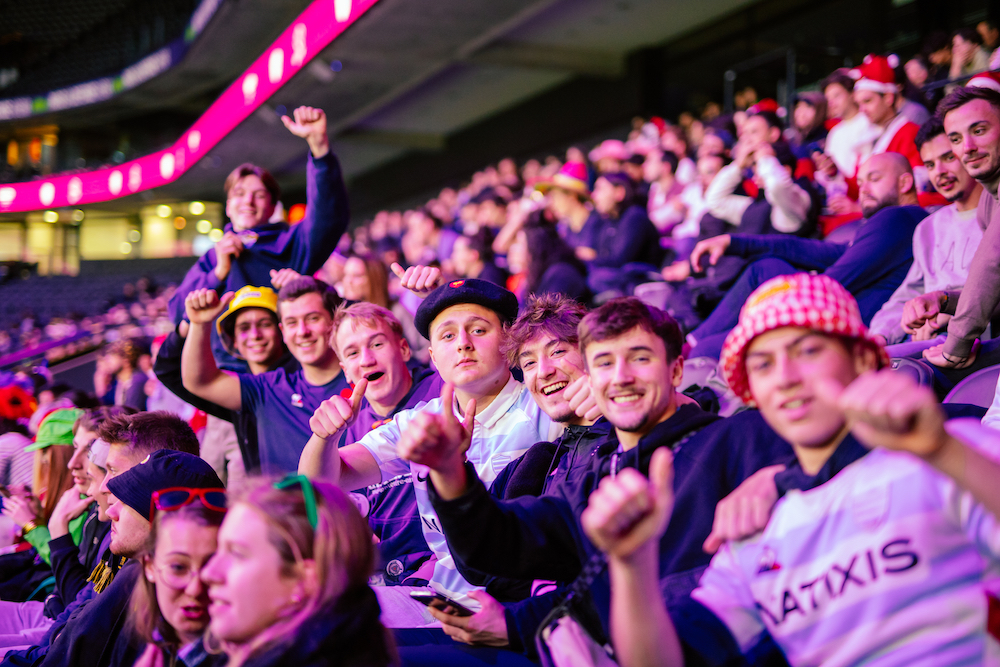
xmin=430 ymin=406 xmax=795 ymax=646
xmin=167 ymin=151 xmax=350 ymax=369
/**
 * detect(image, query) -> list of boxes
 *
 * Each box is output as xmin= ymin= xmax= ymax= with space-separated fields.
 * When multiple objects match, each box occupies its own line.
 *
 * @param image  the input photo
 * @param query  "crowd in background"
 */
xmin=3 ymin=17 xmax=1000 ymax=667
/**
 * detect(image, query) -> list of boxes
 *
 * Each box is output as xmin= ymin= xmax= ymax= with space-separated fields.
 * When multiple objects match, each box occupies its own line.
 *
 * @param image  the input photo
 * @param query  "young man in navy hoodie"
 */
xmin=168 ymin=106 xmax=350 ymax=371
xmin=413 ymin=297 xmax=793 ymax=653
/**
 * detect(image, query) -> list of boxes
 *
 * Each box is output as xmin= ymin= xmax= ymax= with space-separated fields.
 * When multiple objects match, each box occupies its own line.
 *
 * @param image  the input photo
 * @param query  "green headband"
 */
xmin=274 ymin=474 xmax=318 ymax=530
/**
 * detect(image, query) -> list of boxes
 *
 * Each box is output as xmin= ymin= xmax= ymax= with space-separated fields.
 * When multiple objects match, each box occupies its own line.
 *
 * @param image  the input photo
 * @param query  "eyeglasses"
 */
xmin=150 ymin=487 xmax=227 ymax=520
xmin=274 ymin=474 xmax=318 ymax=530
xmin=151 ymin=558 xmax=207 ymax=590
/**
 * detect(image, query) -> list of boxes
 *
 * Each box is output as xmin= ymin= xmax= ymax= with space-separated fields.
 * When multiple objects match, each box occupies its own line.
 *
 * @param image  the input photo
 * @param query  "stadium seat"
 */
xmin=943 ymin=365 xmax=1000 ymax=408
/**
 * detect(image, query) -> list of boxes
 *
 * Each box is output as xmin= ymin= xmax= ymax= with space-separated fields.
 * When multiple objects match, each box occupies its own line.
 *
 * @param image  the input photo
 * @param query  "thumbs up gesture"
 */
xmin=310 ymin=378 xmax=368 ymax=439
xmin=581 ymin=447 xmax=675 ymax=561
xmin=398 ymin=383 xmax=476 ymax=471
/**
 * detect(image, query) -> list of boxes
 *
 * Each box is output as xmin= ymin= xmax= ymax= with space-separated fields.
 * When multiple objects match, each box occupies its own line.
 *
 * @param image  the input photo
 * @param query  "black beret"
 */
xmin=107 ymin=450 xmax=224 ymax=521
xmin=414 ymin=278 xmax=519 ymax=340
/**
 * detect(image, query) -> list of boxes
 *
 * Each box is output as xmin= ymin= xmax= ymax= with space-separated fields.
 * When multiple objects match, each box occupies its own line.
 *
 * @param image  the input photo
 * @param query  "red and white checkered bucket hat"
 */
xmin=720 ymin=273 xmax=890 ymax=405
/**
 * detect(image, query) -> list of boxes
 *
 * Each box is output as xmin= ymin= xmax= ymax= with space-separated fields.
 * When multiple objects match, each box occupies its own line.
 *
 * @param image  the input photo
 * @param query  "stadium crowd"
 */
xmin=6 ymin=22 xmax=1000 ymax=667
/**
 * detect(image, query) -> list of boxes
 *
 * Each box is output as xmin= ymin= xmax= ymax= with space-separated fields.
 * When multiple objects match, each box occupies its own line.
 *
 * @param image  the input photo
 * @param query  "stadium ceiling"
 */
xmin=4 ymin=0 xmax=755 ymax=211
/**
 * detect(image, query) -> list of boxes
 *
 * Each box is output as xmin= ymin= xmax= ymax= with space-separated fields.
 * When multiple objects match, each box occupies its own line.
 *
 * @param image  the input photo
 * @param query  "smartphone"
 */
xmin=409 ymin=590 xmax=475 ymax=617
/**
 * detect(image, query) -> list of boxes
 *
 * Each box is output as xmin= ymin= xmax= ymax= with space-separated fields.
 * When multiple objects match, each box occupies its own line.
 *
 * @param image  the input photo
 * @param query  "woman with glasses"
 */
xmin=202 ymin=475 xmax=396 ymax=667
xmin=128 ymin=485 xmax=227 ymax=667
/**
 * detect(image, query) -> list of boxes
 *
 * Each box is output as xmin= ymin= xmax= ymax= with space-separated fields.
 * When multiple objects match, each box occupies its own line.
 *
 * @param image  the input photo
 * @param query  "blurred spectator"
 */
xmin=645 ymin=149 xmax=685 ymax=234
xmin=821 ymin=69 xmax=879 ymax=176
xmin=94 ymin=339 xmax=148 ymax=412
xmin=788 ymin=92 xmax=828 ymax=159
xmin=979 ymin=19 xmax=1000 ymax=50
xmin=507 ymin=222 xmax=588 ymax=304
xmin=589 ymin=140 xmax=631 ymax=173
xmin=403 ymin=209 xmax=459 ymax=266
xmin=923 ymin=30 xmax=954 ymax=82
xmin=707 ymin=128 xmax=816 ymax=236
xmin=905 ymin=54 xmax=944 ymax=111
xmin=341 ymin=253 xmax=428 ymax=364
xmin=622 ymin=154 xmax=649 ymax=208
xmin=144 ymin=335 xmax=196 ymax=421
xmin=588 ymin=172 xmax=663 ymax=296
xmin=951 ymin=27 xmax=991 ymax=81
xmin=450 ymin=229 xmax=507 ymax=287
xmin=536 ymin=162 xmax=602 ymax=262
xmin=660 ymin=126 xmax=697 ymax=184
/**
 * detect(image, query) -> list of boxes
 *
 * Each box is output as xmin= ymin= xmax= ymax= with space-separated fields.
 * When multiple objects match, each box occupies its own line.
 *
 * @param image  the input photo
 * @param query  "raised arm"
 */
xmin=823 ymin=369 xmax=1000 ymax=520
xmin=756 ymin=151 xmax=811 ymax=234
xmin=153 ymin=324 xmax=234 ymax=421
xmin=180 ymin=289 xmax=242 ymax=411
xmin=704 ymin=157 xmax=752 ymax=226
xmin=298 ymin=379 xmax=382 ymax=490
xmin=282 ymin=106 xmax=350 ymax=274
xmin=581 ymin=448 xmax=683 ymax=667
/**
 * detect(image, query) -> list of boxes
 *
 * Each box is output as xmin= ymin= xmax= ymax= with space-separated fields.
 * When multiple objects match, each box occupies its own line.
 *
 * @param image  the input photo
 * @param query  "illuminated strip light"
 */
xmin=0 ymin=0 xmax=378 ymax=213
xmin=0 ymin=0 xmax=225 ymax=121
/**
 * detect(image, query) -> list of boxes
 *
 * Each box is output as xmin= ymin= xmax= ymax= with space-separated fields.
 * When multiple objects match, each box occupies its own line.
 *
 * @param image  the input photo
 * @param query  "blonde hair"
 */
xmin=212 ymin=478 xmax=390 ymax=667
xmin=330 ymin=302 xmax=405 ymax=356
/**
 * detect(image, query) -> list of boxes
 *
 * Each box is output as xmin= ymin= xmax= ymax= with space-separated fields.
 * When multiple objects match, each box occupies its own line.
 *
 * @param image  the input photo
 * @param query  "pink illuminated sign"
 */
xmin=0 ymin=0 xmax=379 ymax=214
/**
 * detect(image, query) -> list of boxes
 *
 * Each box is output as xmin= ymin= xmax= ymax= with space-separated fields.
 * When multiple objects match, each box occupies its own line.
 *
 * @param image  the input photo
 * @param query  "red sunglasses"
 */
xmin=150 ymin=487 xmax=227 ymax=519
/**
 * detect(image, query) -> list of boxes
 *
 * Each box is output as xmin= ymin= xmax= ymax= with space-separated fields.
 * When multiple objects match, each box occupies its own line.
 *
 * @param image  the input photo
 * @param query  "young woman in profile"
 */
xmin=129 ymin=489 xmax=227 ymax=667
xmin=202 ymin=476 xmax=396 ymax=667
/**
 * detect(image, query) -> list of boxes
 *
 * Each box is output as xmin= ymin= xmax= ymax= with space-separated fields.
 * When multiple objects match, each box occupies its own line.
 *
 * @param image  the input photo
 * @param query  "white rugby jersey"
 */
xmin=693 ymin=446 xmax=1000 ymax=667
xmin=357 ymin=374 xmax=552 ymax=606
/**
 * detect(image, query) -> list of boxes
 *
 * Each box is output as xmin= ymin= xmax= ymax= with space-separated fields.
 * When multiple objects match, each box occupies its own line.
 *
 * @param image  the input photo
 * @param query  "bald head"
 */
xmin=857 ymin=152 xmax=917 ymax=217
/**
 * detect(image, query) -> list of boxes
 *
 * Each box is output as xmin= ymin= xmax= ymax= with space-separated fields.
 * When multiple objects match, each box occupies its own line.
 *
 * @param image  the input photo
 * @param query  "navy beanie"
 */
xmin=414 ymin=278 xmax=519 ymax=340
xmin=107 ymin=450 xmax=224 ymax=521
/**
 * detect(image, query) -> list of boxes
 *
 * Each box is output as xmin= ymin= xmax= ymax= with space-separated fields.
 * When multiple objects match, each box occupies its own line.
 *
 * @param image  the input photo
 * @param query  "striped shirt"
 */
xmin=357 ymin=374 xmax=553 ymax=605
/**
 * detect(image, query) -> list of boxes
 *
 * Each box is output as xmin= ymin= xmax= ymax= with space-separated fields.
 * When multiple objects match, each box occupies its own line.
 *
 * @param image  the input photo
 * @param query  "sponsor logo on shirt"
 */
xmin=757 ymin=547 xmax=781 ymax=574
xmin=754 ymin=537 xmax=919 ymax=627
xmin=290 ymin=393 xmax=303 ymax=408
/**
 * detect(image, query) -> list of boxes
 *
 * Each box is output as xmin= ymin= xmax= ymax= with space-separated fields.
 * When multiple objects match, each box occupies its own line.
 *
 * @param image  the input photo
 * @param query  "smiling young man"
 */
xmin=413 ymin=294 xmax=611 ymax=658
xmin=168 ymin=106 xmax=349 ymax=371
xmin=156 ymin=283 xmax=295 ymax=474
xmin=181 ymin=276 xmax=347 ymax=474
xmin=584 ymin=273 xmax=1000 ymax=667
xmin=308 ymin=301 xmax=443 ymax=586
xmin=915 ymin=85 xmax=1000 ymax=371
xmin=413 ymin=298 xmax=791 ymax=658
xmin=298 ymin=278 xmax=550 ymax=629
xmin=868 ymin=116 xmax=984 ymax=348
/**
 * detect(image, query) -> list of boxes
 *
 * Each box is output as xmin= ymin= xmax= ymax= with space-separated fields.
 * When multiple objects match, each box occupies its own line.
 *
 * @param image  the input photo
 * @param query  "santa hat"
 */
xmin=849 ymin=54 xmax=900 ymax=94
xmin=968 ymin=72 xmax=1000 ymax=93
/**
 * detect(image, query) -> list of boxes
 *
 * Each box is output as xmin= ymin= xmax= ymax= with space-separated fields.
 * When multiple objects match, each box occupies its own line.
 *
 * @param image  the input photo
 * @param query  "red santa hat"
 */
xmin=968 ymin=72 xmax=1000 ymax=93
xmin=849 ymin=54 xmax=900 ymax=94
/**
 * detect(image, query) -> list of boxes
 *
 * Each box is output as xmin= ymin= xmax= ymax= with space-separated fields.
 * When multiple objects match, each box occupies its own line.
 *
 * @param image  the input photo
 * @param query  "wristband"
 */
xmin=941 ymin=350 xmax=968 ymax=364
xmin=21 ymin=520 xmax=38 ymax=535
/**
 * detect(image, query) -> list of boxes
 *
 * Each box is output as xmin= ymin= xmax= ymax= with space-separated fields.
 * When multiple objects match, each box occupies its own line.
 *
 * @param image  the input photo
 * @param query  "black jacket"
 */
xmin=241 ymin=585 xmax=394 ymax=667
xmin=39 ymin=559 xmax=141 ymax=667
xmin=44 ymin=504 xmax=109 ymax=617
xmin=430 ymin=406 xmax=795 ymax=645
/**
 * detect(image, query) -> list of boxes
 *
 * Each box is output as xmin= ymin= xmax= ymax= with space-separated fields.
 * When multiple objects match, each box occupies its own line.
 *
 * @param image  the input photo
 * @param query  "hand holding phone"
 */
xmin=409 ymin=590 xmax=474 ymax=617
